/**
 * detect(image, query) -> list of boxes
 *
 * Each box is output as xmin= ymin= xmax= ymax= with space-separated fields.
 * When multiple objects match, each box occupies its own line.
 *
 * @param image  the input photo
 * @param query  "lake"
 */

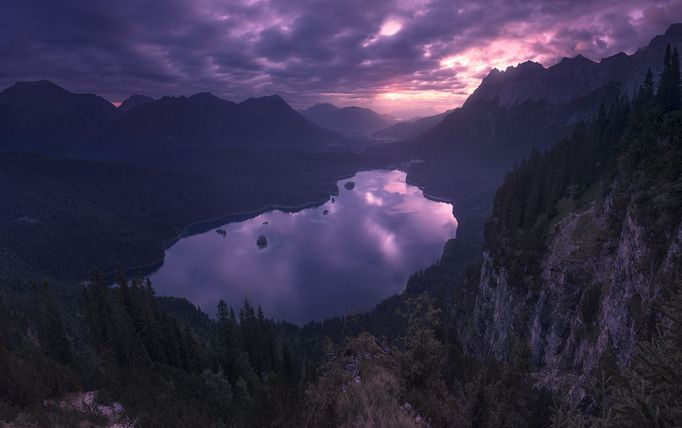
xmin=150 ymin=169 xmax=458 ymax=324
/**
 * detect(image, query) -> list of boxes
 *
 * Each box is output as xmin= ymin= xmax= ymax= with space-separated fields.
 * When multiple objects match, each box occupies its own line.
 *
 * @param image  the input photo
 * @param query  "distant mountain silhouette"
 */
xmin=302 ymin=103 xmax=393 ymax=134
xmin=239 ymin=95 xmax=331 ymax=140
xmin=0 ymin=80 xmax=117 ymax=156
xmin=102 ymin=92 xmax=336 ymax=158
xmin=0 ymin=81 xmax=338 ymax=158
xmin=118 ymin=94 xmax=154 ymax=113
xmin=400 ymin=23 xmax=682 ymax=162
xmin=468 ymin=23 xmax=682 ymax=107
xmin=372 ymin=110 xmax=451 ymax=140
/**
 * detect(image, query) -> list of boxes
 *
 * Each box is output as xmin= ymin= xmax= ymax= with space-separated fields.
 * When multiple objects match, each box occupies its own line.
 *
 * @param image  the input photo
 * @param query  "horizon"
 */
xmin=2 ymin=0 xmax=681 ymax=118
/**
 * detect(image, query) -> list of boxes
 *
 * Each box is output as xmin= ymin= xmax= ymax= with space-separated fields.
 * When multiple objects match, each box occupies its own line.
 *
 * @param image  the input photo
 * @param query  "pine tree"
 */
xmin=218 ymin=300 xmax=241 ymax=383
xmin=638 ymin=68 xmax=654 ymax=103
xmin=83 ymin=270 xmax=114 ymax=350
xmin=31 ymin=282 xmax=72 ymax=363
xmin=671 ymin=47 xmax=681 ymax=110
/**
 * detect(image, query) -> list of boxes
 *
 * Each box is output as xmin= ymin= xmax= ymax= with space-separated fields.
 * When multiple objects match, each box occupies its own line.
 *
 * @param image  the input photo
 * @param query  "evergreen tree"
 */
xmin=31 ymin=282 xmax=71 ymax=363
xmin=638 ymin=68 xmax=654 ymax=102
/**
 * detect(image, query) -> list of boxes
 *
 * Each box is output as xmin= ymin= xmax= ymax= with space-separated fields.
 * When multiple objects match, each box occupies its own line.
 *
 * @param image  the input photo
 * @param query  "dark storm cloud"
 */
xmin=1 ymin=0 xmax=680 ymax=112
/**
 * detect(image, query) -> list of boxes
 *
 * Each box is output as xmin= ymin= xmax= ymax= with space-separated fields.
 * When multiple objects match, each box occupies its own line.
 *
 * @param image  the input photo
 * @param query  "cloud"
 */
xmin=0 ymin=0 xmax=679 ymax=114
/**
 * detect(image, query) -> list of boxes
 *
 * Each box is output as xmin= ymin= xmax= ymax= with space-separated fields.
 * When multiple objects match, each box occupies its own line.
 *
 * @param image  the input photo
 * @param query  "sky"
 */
xmin=1 ymin=0 xmax=681 ymax=118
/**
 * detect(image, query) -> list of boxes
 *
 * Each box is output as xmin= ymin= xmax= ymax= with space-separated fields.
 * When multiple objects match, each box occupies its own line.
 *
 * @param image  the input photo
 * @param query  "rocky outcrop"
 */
xmin=6 ymin=391 xmax=132 ymax=427
xmin=470 ymin=193 xmax=682 ymax=392
xmin=306 ymin=334 xmax=431 ymax=427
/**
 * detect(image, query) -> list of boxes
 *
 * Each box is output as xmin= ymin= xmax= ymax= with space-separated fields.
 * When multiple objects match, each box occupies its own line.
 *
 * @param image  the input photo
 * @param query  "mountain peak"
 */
xmin=665 ymin=23 xmax=682 ymax=37
xmin=118 ymin=95 xmax=154 ymax=113
xmin=647 ymin=22 xmax=682 ymax=49
xmin=5 ymin=80 xmax=69 ymax=96
xmin=241 ymin=94 xmax=288 ymax=106
xmin=239 ymin=94 xmax=300 ymax=121
xmin=12 ymin=79 xmax=60 ymax=88
xmin=301 ymin=102 xmax=390 ymax=134
xmin=189 ymin=92 xmax=221 ymax=101
xmin=305 ymin=102 xmax=338 ymax=111
xmin=239 ymin=94 xmax=294 ymax=113
xmin=556 ymin=54 xmax=595 ymax=66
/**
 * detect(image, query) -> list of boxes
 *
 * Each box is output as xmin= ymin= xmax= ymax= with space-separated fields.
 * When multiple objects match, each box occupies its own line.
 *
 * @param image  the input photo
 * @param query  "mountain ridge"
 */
xmin=302 ymin=102 xmax=393 ymax=134
xmin=0 ymin=82 xmax=338 ymax=158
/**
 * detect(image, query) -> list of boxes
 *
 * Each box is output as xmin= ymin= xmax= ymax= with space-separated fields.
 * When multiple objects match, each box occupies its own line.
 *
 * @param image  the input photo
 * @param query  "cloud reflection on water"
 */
xmin=150 ymin=169 xmax=457 ymax=324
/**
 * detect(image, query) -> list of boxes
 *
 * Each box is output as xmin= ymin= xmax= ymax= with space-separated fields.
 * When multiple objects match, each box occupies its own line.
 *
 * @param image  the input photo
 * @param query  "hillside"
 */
xmin=0 ymin=150 xmax=366 ymax=281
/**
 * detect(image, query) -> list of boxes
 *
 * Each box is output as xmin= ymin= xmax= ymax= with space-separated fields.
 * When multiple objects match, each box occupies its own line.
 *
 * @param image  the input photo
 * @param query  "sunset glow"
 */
xmin=379 ymin=18 xmax=403 ymax=37
xmin=2 ymin=0 xmax=680 ymax=114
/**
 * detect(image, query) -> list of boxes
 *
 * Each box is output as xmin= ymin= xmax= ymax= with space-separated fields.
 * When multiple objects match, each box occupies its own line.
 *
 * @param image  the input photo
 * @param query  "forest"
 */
xmin=0 ymin=149 xmax=376 ymax=281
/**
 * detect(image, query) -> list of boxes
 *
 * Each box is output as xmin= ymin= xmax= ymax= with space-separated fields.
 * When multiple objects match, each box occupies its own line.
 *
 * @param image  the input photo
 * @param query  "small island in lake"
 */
xmin=344 ymin=181 xmax=355 ymax=190
xmin=256 ymin=235 xmax=268 ymax=249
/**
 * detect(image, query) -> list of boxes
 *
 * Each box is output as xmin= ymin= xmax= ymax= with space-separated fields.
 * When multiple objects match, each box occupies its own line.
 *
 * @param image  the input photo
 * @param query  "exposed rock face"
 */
xmin=469 ymin=193 xmax=682 ymax=392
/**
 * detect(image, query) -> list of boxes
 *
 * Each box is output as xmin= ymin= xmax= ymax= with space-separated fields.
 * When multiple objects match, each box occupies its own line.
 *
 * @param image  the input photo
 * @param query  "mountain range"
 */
xmin=0 ymin=81 xmax=338 ymax=159
xmin=1 ymin=25 xmax=681 ymax=163
xmin=394 ymin=23 xmax=682 ymax=203
xmin=301 ymin=103 xmax=394 ymax=135
xmin=406 ymin=24 xmax=682 ymax=160
xmin=467 ymin=24 xmax=682 ymax=107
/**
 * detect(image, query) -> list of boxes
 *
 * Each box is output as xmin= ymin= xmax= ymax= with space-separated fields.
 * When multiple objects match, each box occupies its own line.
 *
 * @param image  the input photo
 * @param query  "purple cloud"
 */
xmin=1 ymin=0 xmax=680 ymax=116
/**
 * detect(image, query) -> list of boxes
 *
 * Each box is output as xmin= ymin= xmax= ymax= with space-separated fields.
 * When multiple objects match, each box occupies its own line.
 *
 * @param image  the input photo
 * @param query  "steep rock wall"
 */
xmin=469 ymin=193 xmax=682 ymax=391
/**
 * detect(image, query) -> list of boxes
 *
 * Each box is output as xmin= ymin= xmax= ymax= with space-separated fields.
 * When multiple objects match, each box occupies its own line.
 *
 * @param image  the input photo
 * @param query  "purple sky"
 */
xmin=1 ymin=0 xmax=681 ymax=117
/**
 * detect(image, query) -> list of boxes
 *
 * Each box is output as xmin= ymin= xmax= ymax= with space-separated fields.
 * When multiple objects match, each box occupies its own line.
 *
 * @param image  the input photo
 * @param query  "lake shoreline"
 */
xmin=124 ymin=167 xmax=457 ymax=281
xmin=145 ymin=169 xmax=458 ymax=323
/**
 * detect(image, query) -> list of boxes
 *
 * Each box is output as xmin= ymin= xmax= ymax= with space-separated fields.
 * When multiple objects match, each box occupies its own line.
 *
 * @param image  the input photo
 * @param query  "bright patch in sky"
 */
xmin=379 ymin=19 xmax=402 ymax=36
xmin=2 ymin=0 xmax=678 ymax=116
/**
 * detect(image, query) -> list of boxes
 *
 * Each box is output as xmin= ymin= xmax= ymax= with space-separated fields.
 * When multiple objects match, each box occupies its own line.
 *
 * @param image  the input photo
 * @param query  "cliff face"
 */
xmin=470 ymin=189 xmax=682 ymax=391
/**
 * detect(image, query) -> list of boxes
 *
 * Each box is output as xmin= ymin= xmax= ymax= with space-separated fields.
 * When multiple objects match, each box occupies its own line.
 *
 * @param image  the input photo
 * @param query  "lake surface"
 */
xmin=150 ymin=170 xmax=457 ymax=324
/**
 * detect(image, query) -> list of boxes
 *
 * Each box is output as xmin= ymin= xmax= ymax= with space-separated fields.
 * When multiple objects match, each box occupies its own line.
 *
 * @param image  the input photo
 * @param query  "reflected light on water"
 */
xmin=150 ymin=169 xmax=457 ymax=324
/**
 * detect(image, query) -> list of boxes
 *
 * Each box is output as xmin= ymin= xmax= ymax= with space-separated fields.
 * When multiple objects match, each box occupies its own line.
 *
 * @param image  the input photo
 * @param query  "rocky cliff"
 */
xmin=472 ymin=192 xmax=682 ymax=393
